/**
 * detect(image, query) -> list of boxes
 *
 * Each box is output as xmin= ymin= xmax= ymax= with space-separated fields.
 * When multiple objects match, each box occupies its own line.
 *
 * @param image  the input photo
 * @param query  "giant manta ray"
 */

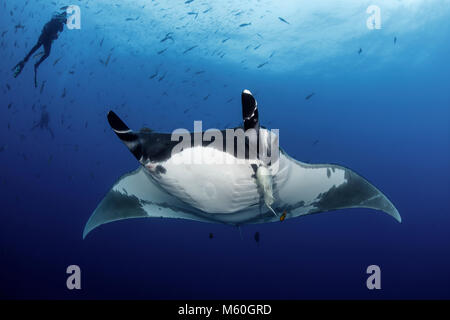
xmin=83 ymin=90 xmax=401 ymax=238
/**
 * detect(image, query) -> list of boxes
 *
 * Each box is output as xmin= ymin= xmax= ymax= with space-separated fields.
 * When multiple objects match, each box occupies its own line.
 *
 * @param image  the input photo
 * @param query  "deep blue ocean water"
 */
xmin=1 ymin=0 xmax=449 ymax=299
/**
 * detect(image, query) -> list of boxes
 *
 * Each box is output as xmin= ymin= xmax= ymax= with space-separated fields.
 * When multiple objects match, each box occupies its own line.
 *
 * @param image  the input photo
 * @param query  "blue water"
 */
xmin=1 ymin=0 xmax=449 ymax=299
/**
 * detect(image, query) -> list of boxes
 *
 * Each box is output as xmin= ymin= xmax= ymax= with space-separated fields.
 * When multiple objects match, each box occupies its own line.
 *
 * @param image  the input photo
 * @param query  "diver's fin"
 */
xmin=107 ymin=111 xmax=143 ymax=162
xmin=241 ymin=89 xmax=259 ymax=131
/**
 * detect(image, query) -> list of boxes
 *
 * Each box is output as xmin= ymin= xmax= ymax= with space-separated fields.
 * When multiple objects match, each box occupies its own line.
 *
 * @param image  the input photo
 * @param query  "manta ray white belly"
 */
xmin=148 ymin=146 xmax=263 ymax=213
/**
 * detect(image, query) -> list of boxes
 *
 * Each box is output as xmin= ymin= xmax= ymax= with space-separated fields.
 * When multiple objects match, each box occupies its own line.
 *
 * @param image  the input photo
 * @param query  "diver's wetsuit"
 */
xmin=12 ymin=13 xmax=66 ymax=87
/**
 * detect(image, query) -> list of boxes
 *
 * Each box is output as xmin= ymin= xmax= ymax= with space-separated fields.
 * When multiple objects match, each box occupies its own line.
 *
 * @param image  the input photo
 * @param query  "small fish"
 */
xmin=222 ymin=37 xmax=230 ymax=43
xmin=188 ymin=12 xmax=199 ymax=19
xmin=7 ymin=103 xmax=12 ymax=109
xmin=257 ymin=61 xmax=268 ymax=68
xmin=209 ymin=233 xmax=213 ymax=239
xmin=61 ymin=88 xmax=66 ymax=98
xmin=40 ymin=80 xmax=46 ymax=94
xmin=278 ymin=17 xmax=290 ymax=24
xmin=160 ymin=33 xmax=173 ymax=42
xmin=254 ymin=232 xmax=260 ymax=243
xmin=358 ymin=48 xmax=362 ymax=54
xmin=305 ymin=92 xmax=314 ymax=100
xmin=254 ymin=44 xmax=261 ymax=50
xmin=14 ymin=23 xmax=25 ymax=31
xmin=6 ymin=84 xmax=10 ymax=90
xmin=394 ymin=36 xmax=397 ymax=44
xmin=312 ymin=139 xmax=319 ymax=146
xmin=185 ymin=0 xmax=194 ymax=3
xmin=203 ymin=94 xmax=210 ymax=101
xmin=195 ymin=70 xmax=205 ymax=75
xmin=158 ymin=72 xmax=166 ymax=81
xmin=85 ymin=121 xmax=88 ymax=128
xmin=53 ymin=57 xmax=62 ymax=66
xmin=104 ymin=53 xmax=112 ymax=66
xmin=149 ymin=72 xmax=158 ymax=79
xmin=280 ymin=210 xmax=287 ymax=222
xmin=203 ymin=8 xmax=212 ymax=13
xmin=226 ymin=98 xmax=233 ymax=103
xmin=183 ymin=45 xmax=197 ymax=54
xmin=157 ymin=48 xmax=167 ymax=55
xmin=239 ymin=23 xmax=252 ymax=27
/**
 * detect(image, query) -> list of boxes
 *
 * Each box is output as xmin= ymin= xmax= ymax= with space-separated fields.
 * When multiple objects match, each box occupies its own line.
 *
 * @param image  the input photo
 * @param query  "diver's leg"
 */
xmin=12 ymin=40 xmax=42 ymax=77
xmin=34 ymin=41 xmax=51 ymax=87
xmin=24 ymin=40 xmax=42 ymax=62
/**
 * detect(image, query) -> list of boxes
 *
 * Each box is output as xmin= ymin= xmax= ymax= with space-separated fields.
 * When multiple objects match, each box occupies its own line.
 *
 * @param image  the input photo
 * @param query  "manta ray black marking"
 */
xmin=83 ymin=90 xmax=400 ymax=238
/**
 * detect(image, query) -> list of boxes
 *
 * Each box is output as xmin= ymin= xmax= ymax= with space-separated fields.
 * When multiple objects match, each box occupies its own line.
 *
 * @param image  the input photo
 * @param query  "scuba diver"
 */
xmin=12 ymin=9 xmax=68 ymax=87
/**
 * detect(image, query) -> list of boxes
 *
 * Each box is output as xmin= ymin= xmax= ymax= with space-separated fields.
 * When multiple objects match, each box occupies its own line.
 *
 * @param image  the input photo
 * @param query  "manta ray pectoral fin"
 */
xmin=83 ymin=167 xmax=212 ymax=239
xmin=274 ymin=152 xmax=401 ymax=223
xmin=241 ymin=89 xmax=259 ymax=131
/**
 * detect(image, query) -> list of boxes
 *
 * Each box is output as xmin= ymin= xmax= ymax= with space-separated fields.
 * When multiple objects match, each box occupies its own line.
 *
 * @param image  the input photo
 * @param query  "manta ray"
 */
xmin=83 ymin=90 xmax=400 ymax=238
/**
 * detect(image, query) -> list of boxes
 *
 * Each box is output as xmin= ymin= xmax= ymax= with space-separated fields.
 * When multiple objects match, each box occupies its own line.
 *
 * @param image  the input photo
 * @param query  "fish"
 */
xmin=394 ymin=36 xmax=397 ymax=44
xmin=209 ymin=233 xmax=213 ymax=239
xmin=305 ymin=92 xmax=314 ymax=100
xmin=222 ymin=38 xmax=230 ymax=43
xmin=14 ymin=23 xmax=25 ymax=32
xmin=149 ymin=72 xmax=158 ymax=79
xmin=40 ymin=80 xmax=46 ymax=94
xmin=185 ymin=0 xmax=194 ymax=4
xmin=188 ymin=12 xmax=199 ymax=19
xmin=161 ymin=33 xmax=174 ymax=42
xmin=183 ymin=45 xmax=197 ymax=54
xmin=82 ymin=89 xmax=401 ymax=238
xmin=239 ymin=23 xmax=252 ymax=27
xmin=280 ymin=210 xmax=286 ymax=222
xmin=157 ymin=48 xmax=167 ymax=55
xmin=278 ymin=17 xmax=290 ymax=24
xmin=257 ymin=61 xmax=268 ymax=68
xmin=158 ymin=72 xmax=167 ymax=82
xmin=254 ymin=232 xmax=260 ymax=243
xmin=358 ymin=48 xmax=362 ymax=54
xmin=53 ymin=57 xmax=62 ymax=66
